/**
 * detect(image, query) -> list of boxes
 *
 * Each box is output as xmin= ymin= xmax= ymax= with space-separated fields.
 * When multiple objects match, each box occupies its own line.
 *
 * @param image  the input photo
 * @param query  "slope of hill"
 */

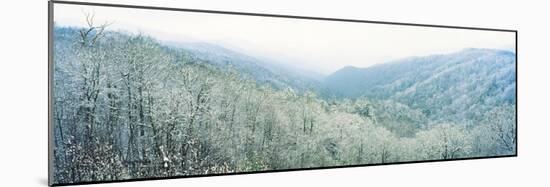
xmin=167 ymin=41 xmax=327 ymax=95
xmin=55 ymin=27 xmax=325 ymax=96
xmin=325 ymin=48 xmax=516 ymax=125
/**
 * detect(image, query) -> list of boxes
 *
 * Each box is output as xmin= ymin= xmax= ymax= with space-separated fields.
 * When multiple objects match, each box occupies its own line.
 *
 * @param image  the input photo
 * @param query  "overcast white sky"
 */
xmin=54 ymin=3 xmax=515 ymax=75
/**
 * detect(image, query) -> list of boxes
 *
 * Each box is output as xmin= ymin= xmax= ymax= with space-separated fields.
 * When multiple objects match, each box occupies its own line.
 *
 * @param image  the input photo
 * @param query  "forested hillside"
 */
xmin=325 ymin=49 xmax=516 ymax=126
xmin=52 ymin=23 xmax=516 ymax=184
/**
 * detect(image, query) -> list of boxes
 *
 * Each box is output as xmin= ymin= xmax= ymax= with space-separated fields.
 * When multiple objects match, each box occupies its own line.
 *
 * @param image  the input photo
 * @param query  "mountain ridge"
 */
xmin=324 ymin=48 xmax=516 ymax=125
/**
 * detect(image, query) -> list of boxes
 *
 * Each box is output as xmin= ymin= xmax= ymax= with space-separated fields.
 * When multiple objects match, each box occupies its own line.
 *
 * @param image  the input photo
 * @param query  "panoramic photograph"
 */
xmin=51 ymin=3 xmax=516 ymax=185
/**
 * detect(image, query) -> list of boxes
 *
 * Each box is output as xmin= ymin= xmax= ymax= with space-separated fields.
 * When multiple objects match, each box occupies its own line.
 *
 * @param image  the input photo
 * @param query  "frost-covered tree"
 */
xmin=416 ymin=124 xmax=472 ymax=160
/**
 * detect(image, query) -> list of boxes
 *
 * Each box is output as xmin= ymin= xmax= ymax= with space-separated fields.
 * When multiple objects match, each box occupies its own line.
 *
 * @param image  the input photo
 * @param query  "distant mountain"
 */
xmin=325 ymin=48 xmax=516 ymax=125
xmin=167 ymin=41 xmax=328 ymax=95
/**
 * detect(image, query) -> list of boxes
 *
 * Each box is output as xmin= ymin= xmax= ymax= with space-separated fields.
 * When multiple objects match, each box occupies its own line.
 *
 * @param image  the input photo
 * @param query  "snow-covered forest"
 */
xmin=52 ymin=19 xmax=516 ymax=184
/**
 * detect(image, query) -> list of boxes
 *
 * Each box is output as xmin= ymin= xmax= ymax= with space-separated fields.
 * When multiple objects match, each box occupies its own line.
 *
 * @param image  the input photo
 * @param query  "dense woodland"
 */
xmin=52 ymin=19 xmax=516 ymax=184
